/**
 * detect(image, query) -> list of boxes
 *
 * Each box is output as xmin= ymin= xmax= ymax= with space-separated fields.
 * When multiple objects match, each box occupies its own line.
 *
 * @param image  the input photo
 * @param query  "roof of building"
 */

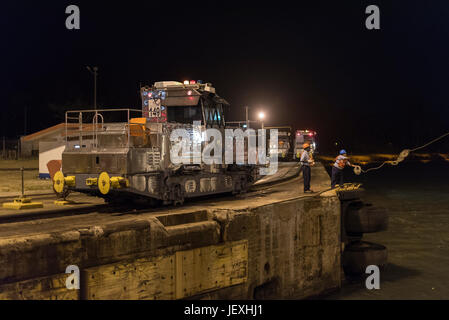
xmin=21 ymin=123 xmax=114 ymax=142
xmin=21 ymin=123 xmax=66 ymax=142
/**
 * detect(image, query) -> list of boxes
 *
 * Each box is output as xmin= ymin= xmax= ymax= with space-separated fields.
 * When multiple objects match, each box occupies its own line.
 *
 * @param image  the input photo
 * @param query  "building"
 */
xmin=20 ymin=124 xmax=68 ymax=179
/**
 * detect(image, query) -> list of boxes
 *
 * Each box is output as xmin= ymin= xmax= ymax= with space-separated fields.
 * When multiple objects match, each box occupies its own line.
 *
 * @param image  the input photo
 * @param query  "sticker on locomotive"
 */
xmin=148 ymin=99 xmax=162 ymax=118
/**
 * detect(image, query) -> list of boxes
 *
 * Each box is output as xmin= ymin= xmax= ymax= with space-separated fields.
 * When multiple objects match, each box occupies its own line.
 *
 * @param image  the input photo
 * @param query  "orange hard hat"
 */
xmin=303 ymin=143 xmax=310 ymax=149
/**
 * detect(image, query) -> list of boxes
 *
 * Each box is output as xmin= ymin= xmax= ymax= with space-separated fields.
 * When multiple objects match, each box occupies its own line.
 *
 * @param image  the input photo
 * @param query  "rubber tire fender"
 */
xmin=343 ymin=241 xmax=387 ymax=275
xmin=345 ymin=204 xmax=388 ymax=233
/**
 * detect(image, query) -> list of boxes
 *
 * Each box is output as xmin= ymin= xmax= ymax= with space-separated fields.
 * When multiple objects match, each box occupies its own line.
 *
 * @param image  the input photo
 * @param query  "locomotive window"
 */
xmin=166 ymin=105 xmax=203 ymax=124
xmin=296 ymin=135 xmax=305 ymax=143
xmin=204 ymin=104 xmax=224 ymax=128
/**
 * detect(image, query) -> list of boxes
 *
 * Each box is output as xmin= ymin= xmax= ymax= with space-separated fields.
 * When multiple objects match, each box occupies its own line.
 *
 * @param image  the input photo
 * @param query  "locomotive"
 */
xmin=265 ymin=126 xmax=293 ymax=161
xmin=53 ymin=81 xmax=260 ymax=205
xmin=293 ymin=129 xmax=317 ymax=160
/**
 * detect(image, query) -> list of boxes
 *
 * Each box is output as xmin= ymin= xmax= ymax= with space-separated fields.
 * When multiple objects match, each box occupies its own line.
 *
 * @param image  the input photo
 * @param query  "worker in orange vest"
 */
xmin=331 ymin=149 xmax=355 ymax=188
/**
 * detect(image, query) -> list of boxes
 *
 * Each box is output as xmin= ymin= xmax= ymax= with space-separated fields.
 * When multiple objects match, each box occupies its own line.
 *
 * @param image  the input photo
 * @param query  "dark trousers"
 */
xmin=331 ymin=166 xmax=344 ymax=188
xmin=302 ymin=165 xmax=311 ymax=191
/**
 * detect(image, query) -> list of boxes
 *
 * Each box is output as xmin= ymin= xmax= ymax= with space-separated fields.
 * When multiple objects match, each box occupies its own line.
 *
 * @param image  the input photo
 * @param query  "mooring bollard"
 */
xmin=1 ymin=167 xmax=43 ymax=210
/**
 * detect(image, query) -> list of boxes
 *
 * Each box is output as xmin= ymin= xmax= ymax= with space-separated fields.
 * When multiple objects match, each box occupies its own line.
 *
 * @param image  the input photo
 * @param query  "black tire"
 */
xmin=343 ymin=241 xmax=387 ymax=275
xmin=345 ymin=204 xmax=388 ymax=233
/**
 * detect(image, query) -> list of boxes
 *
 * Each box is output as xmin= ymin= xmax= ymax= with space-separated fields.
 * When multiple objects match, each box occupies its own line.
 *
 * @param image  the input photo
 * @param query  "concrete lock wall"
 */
xmin=0 ymin=176 xmax=341 ymax=300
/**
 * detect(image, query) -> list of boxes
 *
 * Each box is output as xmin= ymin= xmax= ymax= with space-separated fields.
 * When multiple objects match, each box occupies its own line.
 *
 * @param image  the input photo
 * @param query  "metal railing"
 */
xmin=65 ymin=109 xmax=142 ymax=151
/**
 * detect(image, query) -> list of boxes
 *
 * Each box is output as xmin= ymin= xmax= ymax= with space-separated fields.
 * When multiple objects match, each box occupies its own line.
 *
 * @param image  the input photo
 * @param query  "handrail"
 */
xmin=65 ymin=108 xmax=143 ymax=150
xmin=66 ymin=108 xmax=142 ymax=114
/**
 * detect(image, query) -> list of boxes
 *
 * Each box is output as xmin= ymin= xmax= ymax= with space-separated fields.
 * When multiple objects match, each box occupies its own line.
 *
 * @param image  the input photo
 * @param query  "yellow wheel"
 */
xmin=53 ymin=171 xmax=65 ymax=194
xmin=98 ymin=172 xmax=111 ymax=195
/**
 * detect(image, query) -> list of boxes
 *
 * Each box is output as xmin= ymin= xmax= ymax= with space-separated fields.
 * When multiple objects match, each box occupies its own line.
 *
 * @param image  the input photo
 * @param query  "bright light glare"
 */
xmin=258 ymin=112 xmax=265 ymax=120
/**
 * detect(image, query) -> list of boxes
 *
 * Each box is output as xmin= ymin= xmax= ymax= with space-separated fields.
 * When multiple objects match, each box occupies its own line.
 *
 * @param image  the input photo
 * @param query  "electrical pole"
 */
xmin=94 ymin=68 xmax=97 ymax=110
xmin=86 ymin=66 xmax=98 ymax=110
xmin=245 ymin=106 xmax=249 ymax=129
xmin=24 ymin=106 xmax=27 ymax=136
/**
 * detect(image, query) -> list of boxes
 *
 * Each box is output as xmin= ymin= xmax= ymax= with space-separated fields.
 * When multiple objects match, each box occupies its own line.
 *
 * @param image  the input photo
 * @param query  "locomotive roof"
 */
xmin=141 ymin=81 xmax=229 ymax=106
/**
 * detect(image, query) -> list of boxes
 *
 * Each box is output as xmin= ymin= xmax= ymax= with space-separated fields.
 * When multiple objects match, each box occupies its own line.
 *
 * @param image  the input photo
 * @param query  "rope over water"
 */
xmin=353 ymin=131 xmax=449 ymax=175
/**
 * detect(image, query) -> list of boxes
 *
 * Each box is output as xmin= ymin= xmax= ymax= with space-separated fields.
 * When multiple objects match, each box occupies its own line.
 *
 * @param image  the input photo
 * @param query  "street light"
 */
xmin=241 ymin=106 xmax=266 ymax=129
xmin=258 ymin=111 xmax=265 ymax=130
xmin=86 ymin=66 xmax=98 ymax=110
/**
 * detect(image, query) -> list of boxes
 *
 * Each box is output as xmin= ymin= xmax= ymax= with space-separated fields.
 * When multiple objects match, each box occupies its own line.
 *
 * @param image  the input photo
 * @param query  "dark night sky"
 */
xmin=2 ymin=0 xmax=449 ymax=153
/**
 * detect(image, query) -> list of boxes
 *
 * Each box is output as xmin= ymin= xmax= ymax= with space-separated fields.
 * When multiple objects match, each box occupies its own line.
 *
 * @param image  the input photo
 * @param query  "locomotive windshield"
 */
xmin=166 ymin=105 xmax=203 ymax=124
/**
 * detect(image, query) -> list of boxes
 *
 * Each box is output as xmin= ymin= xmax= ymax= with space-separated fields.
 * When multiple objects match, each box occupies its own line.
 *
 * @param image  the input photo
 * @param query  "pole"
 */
xmin=94 ymin=68 xmax=97 ymax=110
xmin=21 ymin=167 xmax=24 ymax=198
xmin=24 ymin=106 xmax=27 ymax=135
xmin=245 ymin=106 xmax=249 ymax=129
xmin=138 ymin=82 xmax=142 ymax=108
xmin=87 ymin=66 xmax=98 ymax=110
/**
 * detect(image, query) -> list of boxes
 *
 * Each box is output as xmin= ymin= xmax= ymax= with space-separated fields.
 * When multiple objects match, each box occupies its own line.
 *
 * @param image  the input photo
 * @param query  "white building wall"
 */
xmin=38 ymin=140 xmax=66 ymax=179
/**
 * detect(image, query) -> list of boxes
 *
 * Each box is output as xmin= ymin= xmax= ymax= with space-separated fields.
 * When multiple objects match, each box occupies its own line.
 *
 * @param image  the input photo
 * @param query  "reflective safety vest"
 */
xmin=334 ymin=155 xmax=349 ymax=169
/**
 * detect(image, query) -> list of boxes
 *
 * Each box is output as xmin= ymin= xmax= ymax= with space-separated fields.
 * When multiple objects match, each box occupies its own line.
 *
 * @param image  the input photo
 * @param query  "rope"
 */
xmin=353 ymin=131 xmax=449 ymax=175
xmin=409 ymin=132 xmax=449 ymax=152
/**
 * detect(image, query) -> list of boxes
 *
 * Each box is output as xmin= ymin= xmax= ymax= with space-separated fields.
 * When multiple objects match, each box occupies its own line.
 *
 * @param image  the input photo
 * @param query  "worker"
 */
xmin=300 ymin=143 xmax=315 ymax=193
xmin=331 ymin=149 xmax=354 ymax=189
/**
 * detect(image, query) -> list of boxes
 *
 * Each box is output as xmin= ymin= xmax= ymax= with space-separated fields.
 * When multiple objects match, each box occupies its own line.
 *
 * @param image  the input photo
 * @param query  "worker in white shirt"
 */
xmin=300 ymin=143 xmax=315 ymax=193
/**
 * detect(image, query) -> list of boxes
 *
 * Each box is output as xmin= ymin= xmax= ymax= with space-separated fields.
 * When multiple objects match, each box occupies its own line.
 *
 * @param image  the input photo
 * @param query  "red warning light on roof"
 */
xmin=189 ymin=80 xmax=196 ymax=84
